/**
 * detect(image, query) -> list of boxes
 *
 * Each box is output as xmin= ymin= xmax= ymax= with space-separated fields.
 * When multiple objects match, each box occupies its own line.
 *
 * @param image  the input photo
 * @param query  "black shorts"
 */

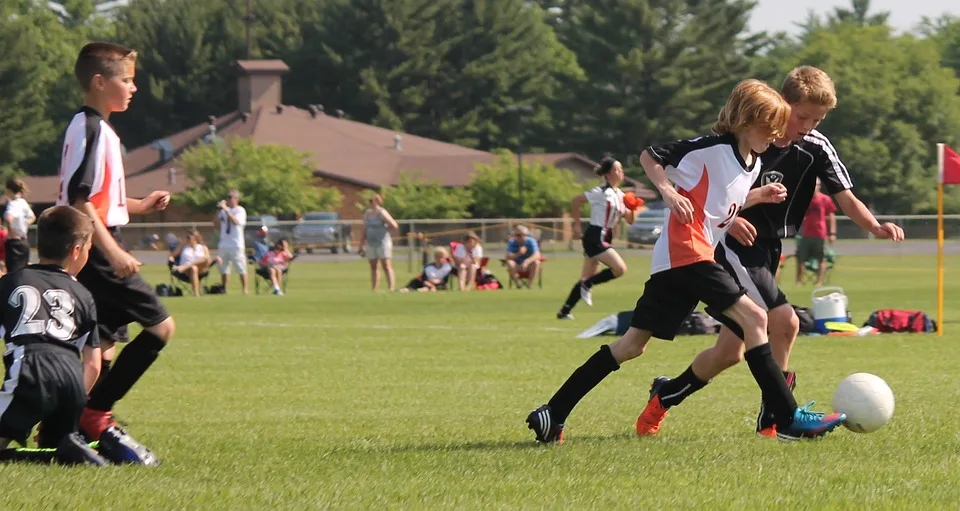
xmin=4 ymin=238 xmax=30 ymax=273
xmin=0 ymin=344 xmax=86 ymax=447
xmin=582 ymin=225 xmax=613 ymax=258
xmin=78 ymin=245 xmax=170 ymax=337
xmin=630 ymin=261 xmax=746 ymax=340
xmin=715 ymin=235 xmax=788 ymax=311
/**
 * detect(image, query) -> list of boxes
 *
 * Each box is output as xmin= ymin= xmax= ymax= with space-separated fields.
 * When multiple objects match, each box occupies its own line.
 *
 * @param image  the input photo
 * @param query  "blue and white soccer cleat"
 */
xmin=97 ymin=426 xmax=160 ymax=466
xmin=777 ymin=401 xmax=845 ymax=441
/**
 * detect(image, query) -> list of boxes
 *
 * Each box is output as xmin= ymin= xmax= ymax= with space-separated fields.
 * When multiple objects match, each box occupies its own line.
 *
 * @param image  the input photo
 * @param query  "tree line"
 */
xmin=3 ymin=0 xmax=960 ymax=215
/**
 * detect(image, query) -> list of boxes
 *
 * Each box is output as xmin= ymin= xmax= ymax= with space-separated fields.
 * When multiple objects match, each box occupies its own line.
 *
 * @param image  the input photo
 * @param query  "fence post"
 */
xmin=407 ymin=232 xmax=415 ymax=273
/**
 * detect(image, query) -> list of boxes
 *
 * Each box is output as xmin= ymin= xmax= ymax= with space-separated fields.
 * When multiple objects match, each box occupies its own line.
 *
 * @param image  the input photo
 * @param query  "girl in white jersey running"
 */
xmin=557 ymin=157 xmax=642 ymax=319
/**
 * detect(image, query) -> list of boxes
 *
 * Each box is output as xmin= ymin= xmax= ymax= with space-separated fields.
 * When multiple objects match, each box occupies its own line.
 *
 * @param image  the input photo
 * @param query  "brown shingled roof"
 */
xmin=23 ymin=105 xmax=655 ymax=203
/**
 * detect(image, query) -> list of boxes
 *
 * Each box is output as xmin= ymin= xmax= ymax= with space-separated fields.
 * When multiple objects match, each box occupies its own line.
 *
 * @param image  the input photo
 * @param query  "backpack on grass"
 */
xmin=864 ymin=309 xmax=937 ymax=333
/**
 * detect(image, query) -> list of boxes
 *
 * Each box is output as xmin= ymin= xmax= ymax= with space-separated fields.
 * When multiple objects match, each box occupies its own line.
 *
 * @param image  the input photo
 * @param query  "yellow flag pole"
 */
xmin=937 ymin=143 xmax=945 ymax=336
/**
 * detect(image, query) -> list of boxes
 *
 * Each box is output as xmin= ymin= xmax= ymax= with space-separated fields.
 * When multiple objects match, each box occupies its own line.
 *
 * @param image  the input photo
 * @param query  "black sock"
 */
xmin=89 ymin=358 xmax=112 ymax=397
xmin=547 ymin=345 xmax=620 ymax=423
xmin=758 ymin=370 xmax=798 ymax=430
xmin=744 ymin=344 xmax=797 ymax=430
xmin=584 ymin=269 xmax=617 ymax=289
xmin=87 ymin=330 xmax=166 ymax=412
xmin=657 ymin=366 xmax=709 ymax=408
xmin=559 ymin=281 xmax=583 ymax=314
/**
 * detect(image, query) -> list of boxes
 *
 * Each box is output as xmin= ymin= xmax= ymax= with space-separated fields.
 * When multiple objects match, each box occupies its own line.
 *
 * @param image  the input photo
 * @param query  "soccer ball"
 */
xmin=832 ymin=373 xmax=895 ymax=433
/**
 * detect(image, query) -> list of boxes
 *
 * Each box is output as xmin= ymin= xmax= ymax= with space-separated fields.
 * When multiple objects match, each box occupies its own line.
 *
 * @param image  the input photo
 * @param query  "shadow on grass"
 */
xmin=332 ymin=431 xmax=696 ymax=455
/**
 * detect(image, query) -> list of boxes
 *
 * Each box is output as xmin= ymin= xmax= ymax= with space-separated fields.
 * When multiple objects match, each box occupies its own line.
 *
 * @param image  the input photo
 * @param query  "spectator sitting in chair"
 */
xmin=400 ymin=247 xmax=452 ymax=293
xmin=796 ymin=178 xmax=837 ymax=287
xmin=260 ymin=239 xmax=293 ymax=296
xmin=170 ymin=230 xmax=213 ymax=297
xmin=252 ymin=226 xmax=271 ymax=263
xmin=453 ymin=231 xmax=484 ymax=291
xmin=504 ymin=225 xmax=541 ymax=288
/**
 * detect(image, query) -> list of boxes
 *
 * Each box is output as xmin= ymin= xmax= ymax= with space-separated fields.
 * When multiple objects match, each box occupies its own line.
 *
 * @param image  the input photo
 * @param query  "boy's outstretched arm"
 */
xmin=834 ymin=190 xmax=904 ymax=241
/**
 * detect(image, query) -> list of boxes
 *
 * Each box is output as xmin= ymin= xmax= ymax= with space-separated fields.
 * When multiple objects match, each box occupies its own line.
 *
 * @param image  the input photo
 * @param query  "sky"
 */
xmin=749 ymin=0 xmax=960 ymax=35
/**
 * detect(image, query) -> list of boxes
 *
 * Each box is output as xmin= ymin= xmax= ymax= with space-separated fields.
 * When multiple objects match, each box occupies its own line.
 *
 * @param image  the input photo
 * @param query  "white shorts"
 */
xmin=365 ymin=240 xmax=393 ymax=260
xmin=218 ymin=246 xmax=247 ymax=275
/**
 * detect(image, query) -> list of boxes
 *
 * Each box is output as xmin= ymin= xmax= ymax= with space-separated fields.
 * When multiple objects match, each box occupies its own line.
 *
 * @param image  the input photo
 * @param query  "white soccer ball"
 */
xmin=832 ymin=373 xmax=895 ymax=433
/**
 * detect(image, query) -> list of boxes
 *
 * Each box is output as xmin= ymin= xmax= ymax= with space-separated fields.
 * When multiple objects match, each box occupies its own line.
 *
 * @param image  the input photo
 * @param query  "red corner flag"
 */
xmin=940 ymin=144 xmax=960 ymax=185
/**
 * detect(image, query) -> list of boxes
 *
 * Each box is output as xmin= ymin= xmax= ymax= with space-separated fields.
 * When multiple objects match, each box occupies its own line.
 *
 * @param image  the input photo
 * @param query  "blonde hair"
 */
xmin=713 ymin=79 xmax=791 ymax=139
xmin=74 ymin=42 xmax=138 ymax=91
xmin=434 ymin=247 xmax=449 ymax=259
xmin=781 ymin=66 xmax=837 ymax=109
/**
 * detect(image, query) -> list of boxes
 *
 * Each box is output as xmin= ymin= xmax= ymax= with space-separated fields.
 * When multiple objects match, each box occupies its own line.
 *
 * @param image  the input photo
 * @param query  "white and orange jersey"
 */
xmin=56 ymin=107 xmax=129 ymax=228
xmin=646 ymin=134 xmax=762 ymax=274
xmin=583 ymin=184 xmax=626 ymax=231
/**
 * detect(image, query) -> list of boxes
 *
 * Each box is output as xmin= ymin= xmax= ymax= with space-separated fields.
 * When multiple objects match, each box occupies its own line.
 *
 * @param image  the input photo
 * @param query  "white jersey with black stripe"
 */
xmin=583 ymin=184 xmax=625 ymax=232
xmin=56 ymin=107 xmax=130 ymax=228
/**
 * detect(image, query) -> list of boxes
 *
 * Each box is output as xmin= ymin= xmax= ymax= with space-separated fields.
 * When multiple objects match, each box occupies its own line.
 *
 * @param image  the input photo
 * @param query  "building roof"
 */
xmin=22 ymin=105 xmax=656 ymax=203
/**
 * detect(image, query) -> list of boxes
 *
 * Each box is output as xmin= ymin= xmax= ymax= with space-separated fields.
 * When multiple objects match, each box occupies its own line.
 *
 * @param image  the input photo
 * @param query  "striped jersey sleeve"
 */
xmin=803 ymin=130 xmax=853 ymax=194
xmin=58 ymin=108 xmax=106 ymax=206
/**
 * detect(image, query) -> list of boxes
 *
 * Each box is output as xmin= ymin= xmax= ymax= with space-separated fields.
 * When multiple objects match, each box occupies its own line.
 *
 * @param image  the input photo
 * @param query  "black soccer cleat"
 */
xmin=526 ymin=405 xmax=564 ymax=444
xmin=56 ymin=433 xmax=111 ymax=466
xmin=97 ymin=426 xmax=160 ymax=466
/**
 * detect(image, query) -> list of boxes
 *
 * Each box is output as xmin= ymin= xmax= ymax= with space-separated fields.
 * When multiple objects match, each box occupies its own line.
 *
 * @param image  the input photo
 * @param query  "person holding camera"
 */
xmin=214 ymin=190 xmax=248 ymax=294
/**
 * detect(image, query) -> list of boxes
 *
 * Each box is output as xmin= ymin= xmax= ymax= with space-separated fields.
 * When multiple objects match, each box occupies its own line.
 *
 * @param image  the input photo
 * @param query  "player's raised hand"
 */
xmin=144 ymin=190 xmax=171 ymax=212
xmin=664 ymin=190 xmax=695 ymax=224
xmin=727 ymin=217 xmax=758 ymax=246
xmin=759 ymin=183 xmax=788 ymax=204
xmin=109 ymin=251 xmax=142 ymax=278
xmin=872 ymin=222 xmax=904 ymax=242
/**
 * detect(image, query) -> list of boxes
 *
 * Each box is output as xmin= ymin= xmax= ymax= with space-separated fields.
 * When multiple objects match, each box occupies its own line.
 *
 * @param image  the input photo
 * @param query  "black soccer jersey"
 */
xmin=0 ymin=264 xmax=99 ymax=355
xmin=740 ymin=130 xmax=852 ymax=239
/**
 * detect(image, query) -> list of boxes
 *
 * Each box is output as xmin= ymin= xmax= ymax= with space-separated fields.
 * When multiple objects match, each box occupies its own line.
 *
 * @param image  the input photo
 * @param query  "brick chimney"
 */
xmin=236 ymin=60 xmax=290 ymax=114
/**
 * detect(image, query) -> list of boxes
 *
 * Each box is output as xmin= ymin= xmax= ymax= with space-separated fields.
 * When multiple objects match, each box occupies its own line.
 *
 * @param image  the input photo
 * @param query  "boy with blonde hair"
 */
xmin=57 ymin=42 xmax=172 ymax=463
xmin=636 ymin=66 xmax=904 ymax=438
xmin=527 ymin=79 xmax=847 ymax=444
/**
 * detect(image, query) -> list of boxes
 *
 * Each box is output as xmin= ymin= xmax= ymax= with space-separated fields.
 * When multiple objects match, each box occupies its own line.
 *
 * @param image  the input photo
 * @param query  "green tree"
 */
xmin=471 ymin=153 xmax=585 ymax=217
xmin=0 ymin=2 xmax=84 ymax=176
xmin=178 ymin=137 xmax=341 ymax=216
xmin=548 ymin=0 xmax=758 ymax=161
xmin=296 ymin=0 xmax=581 ymax=150
xmin=377 ymin=175 xmax=472 ymax=219
xmin=788 ymin=25 xmax=960 ymax=213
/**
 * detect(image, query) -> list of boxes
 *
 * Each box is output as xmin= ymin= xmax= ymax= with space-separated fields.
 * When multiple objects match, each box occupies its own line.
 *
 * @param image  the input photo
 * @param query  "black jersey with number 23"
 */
xmin=740 ymin=130 xmax=852 ymax=240
xmin=0 ymin=265 xmax=99 ymax=355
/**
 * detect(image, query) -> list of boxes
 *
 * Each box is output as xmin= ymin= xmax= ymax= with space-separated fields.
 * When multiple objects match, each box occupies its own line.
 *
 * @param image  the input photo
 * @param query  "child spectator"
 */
xmin=400 ymin=247 xmax=452 ymax=293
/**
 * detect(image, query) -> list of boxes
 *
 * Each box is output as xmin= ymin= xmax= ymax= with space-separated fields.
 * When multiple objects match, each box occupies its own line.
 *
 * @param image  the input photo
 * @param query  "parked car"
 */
xmin=627 ymin=201 xmax=666 ymax=247
xmin=243 ymin=215 xmax=293 ymax=249
xmin=292 ymin=212 xmax=350 ymax=254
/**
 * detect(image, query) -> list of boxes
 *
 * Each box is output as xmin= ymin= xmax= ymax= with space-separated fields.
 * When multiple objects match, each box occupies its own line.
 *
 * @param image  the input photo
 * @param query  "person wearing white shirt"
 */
xmin=453 ymin=231 xmax=484 ymax=291
xmin=214 ymin=189 xmax=248 ymax=294
xmin=4 ymin=178 xmax=37 ymax=273
xmin=170 ymin=230 xmax=212 ymax=296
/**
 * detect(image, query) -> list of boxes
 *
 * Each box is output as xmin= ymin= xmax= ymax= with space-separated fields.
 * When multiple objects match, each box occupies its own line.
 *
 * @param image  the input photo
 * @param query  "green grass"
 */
xmin=2 ymin=253 xmax=960 ymax=509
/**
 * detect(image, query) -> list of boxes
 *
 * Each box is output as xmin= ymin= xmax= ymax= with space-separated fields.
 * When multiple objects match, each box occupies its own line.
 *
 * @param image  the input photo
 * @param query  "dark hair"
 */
xmin=37 ymin=206 xmax=93 ymax=261
xmin=595 ymin=156 xmax=617 ymax=176
xmin=74 ymin=42 xmax=137 ymax=91
xmin=5 ymin=177 xmax=26 ymax=195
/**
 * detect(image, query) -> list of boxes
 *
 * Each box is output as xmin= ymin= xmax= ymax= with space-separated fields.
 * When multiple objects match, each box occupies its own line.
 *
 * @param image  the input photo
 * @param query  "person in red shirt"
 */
xmin=796 ymin=179 xmax=837 ymax=286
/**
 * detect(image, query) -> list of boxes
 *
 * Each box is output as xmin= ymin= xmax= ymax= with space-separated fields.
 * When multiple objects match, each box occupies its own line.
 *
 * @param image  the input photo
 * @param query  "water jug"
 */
xmin=811 ymin=287 xmax=848 ymax=333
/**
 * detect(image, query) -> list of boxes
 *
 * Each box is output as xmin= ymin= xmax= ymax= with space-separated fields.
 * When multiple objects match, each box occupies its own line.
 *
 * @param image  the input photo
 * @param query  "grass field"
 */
xmin=2 ymin=252 xmax=959 ymax=509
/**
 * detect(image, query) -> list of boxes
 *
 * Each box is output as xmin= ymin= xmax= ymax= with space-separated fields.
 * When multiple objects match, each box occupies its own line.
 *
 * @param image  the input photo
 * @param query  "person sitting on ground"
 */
xmin=504 ymin=225 xmax=541 ymax=287
xmin=170 ymin=230 xmax=212 ymax=297
xmin=400 ymin=247 xmax=453 ymax=293
xmin=453 ymin=231 xmax=484 ymax=291
xmin=259 ymin=239 xmax=293 ymax=296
